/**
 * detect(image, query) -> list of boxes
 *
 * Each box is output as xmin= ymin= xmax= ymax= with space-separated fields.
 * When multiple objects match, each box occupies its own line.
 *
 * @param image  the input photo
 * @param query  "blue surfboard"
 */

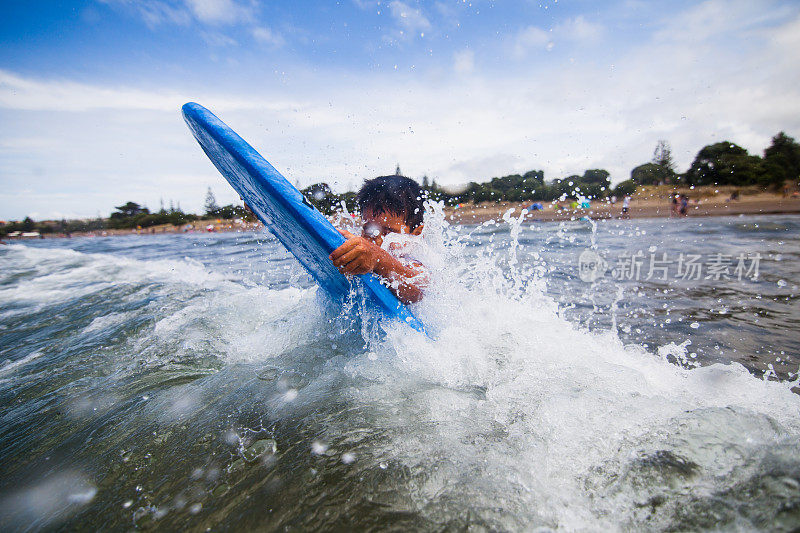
xmin=182 ymin=102 xmax=425 ymax=333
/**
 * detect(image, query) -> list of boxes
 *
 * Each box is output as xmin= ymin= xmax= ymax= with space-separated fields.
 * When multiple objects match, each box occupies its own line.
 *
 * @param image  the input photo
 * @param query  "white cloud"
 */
xmin=99 ymin=0 xmax=253 ymax=27
xmin=184 ymin=0 xmax=251 ymax=25
xmin=352 ymin=0 xmax=379 ymax=10
xmin=514 ymin=16 xmax=603 ymax=57
xmin=652 ymin=0 xmax=786 ymax=45
xmin=252 ymin=27 xmax=285 ymax=47
xmin=514 ymin=26 xmax=550 ymax=57
xmin=771 ymin=11 xmax=800 ymax=47
xmin=3 ymin=2 xmax=800 ymax=220
xmin=388 ymin=1 xmax=431 ymax=35
xmin=201 ymin=30 xmax=238 ymax=47
xmin=434 ymin=1 xmax=461 ymax=26
xmin=555 ymin=16 xmax=603 ymax=42
xmin=97 ymin=0 xmax=190 ymax=27
xmin=0 ymin=70 xmax=301 ymax=112
xmin=0 ymin=70 xmax=180 ymax=112
xmin=453 ymin=49 xmax=475 ymax=74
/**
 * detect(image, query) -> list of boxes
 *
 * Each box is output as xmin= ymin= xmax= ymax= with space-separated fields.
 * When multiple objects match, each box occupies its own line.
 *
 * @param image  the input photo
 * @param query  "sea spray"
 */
xmin=357 ymin=206 xmax=800 ymax=529
xmin=1 ymin=216 xmax=799 ymax=530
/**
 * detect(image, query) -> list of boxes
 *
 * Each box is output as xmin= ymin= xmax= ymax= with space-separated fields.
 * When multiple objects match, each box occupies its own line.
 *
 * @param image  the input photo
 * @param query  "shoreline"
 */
xmin=446 ymin=194 xmax=800 ymax=224
xmin=8 ymin=191 xmax=800 ymax=240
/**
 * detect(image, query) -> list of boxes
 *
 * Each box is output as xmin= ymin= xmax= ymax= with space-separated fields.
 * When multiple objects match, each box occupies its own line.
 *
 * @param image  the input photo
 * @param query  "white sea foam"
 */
xmin=2 ymin=219 xmax=798 ymax=529
xmin=0 ymin=244 xmax=231 ymax=307
xmin=83 ymin=311 xmax=131 ymax=334
xmin=149 ymin=284 xmax=326 ymax=364
xmin=0 ymin=350 xmax=44 ymax=377
xmin=331 ymin=204 xmax=800 ymax=529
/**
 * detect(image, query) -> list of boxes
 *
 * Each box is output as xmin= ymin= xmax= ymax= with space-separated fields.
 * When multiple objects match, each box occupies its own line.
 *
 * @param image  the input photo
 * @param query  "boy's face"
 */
xmin=361 ymin=208 xmax=421 ymax=246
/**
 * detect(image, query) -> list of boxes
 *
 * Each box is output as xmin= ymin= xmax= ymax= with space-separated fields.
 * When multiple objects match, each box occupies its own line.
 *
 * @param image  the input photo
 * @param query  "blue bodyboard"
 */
xmin=182 ymin=102 xmax=425 ymax=333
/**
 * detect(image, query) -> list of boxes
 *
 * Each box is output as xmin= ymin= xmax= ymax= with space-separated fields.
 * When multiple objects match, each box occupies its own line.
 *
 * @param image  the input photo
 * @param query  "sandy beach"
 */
xmin=11 ymin=187 xmax=799 ymax=240
xmin=447 ymin=191 xmax=800 ymax=224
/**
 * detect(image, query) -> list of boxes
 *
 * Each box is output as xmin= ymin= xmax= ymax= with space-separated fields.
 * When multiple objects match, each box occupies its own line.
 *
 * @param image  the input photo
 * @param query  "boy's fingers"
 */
xmin=333 ymin=248 xmax=362 ymax=268
xmin=338 ymin=229 xmax=355 ymax=239
xmin=329 ymin=238 xmax=357 ymax=260
xmin=350 ymin=258 xmax=370 ymax=274
xmin=341 ymin=258 xmax=368 ymax=275
xmin=337 ymin=252 xmax=370 ymax=274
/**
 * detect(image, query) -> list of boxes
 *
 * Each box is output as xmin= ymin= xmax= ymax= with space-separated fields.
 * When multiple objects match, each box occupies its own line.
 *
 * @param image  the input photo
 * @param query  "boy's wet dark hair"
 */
xmin=356 ymin=175 xmax=424 ymax=230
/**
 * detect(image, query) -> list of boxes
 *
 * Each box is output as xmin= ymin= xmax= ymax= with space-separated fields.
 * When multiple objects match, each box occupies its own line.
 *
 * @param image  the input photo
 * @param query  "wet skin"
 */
xmin=329 ymin=209 xmax=426 ymax=304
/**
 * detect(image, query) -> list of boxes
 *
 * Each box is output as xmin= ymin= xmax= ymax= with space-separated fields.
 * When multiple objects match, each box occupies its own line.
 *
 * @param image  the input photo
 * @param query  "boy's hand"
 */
xmin=329 ymin=229 xmax=385 ymax=275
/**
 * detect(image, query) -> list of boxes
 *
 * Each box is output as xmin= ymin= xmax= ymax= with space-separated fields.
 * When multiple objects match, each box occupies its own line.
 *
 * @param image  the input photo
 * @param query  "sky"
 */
xmin=1 ymin=0 xmax=799 ymax=220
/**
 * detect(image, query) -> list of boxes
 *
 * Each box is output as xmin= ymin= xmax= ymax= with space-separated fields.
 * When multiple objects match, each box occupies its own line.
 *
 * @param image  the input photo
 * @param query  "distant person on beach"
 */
xmin=671 ymin=194 xmax=679 ymax=217
xmin=679 ymin=194 xmax=689 ymax=216
xmin=621 ymin=195 xmax=631 ymax=219
xmin=329 ymin=175 xmax=428 ymax=304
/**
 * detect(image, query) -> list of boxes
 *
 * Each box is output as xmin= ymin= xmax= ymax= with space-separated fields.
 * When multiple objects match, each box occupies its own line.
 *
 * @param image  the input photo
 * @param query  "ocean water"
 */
xmin=1 ymin=211 xmax=799 ymax=531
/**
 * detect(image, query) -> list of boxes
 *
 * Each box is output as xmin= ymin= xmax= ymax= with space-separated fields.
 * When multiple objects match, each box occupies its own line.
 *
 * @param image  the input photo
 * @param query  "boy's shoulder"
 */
xmin=385 ymin=232 xmax=439 ymax=268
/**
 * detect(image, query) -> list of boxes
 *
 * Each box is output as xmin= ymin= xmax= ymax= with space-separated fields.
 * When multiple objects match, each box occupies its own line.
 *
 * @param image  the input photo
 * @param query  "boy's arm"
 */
xmin=329 ymin=230 xmax=427 ymax=304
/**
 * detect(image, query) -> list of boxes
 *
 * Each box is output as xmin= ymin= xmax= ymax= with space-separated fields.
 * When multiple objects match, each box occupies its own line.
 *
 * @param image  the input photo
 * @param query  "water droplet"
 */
xmin=311 ymin=441 xmax=328 ymax=455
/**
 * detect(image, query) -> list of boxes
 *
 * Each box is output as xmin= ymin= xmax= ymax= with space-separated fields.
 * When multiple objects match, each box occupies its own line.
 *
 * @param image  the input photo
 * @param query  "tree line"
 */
xmin=630 ymin=132 xmax=800 ymax=188
xmin=0 ymin=188 xmax=256 ymax=237
xmin=301 ymin=131 xmax=798 ymax=215
xmin=101 ymin=189 xmax=257 ymax=230
xmin=3 ymin=131 xmax=797 ymax=235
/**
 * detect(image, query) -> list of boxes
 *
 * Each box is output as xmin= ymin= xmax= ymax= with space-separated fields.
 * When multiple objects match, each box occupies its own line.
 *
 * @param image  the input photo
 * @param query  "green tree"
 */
xmin=581 ymin=169 xmax=611 ymax=187
xmin=684 ymin=142 xmax=764 ymax=186
xmin=762 ymin=131 xmax=800 ymax=187
xmin=630 ymin=141 xmax=676 ymax=185
xmin=111 ymin=202 xmax=148 ymax=218
xmin=613 ymin=179 xmax=637 ymax=196
xmin=522 ymin=170 xmax=545 ymax=185
xmin=204 ymin=187 xmax=219 ymax=216
xmin=552 ymin=175 xmax=588 ymax=197
xmin=631 ymin=162 xmax=672 ymax=185
xmin=653 ymin=140 xmax=675 ymax=173
xmin=301 ymin=183 xmax=338 ymax=215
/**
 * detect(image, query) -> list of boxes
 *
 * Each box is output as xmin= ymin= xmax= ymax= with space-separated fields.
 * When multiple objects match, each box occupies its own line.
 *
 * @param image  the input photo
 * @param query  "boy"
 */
xmin=329 ymin=175 xmax=427 ymax=304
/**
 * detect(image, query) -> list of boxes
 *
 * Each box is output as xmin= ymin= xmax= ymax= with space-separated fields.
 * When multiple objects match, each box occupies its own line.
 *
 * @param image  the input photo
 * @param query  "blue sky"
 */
xmin=1 ymin=0 xmax=799 ymax=220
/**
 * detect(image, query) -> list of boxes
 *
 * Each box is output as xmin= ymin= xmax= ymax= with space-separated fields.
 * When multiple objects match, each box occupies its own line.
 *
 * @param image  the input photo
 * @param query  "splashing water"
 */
xmin=1 ymin=212 xmax=799 ymax=531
